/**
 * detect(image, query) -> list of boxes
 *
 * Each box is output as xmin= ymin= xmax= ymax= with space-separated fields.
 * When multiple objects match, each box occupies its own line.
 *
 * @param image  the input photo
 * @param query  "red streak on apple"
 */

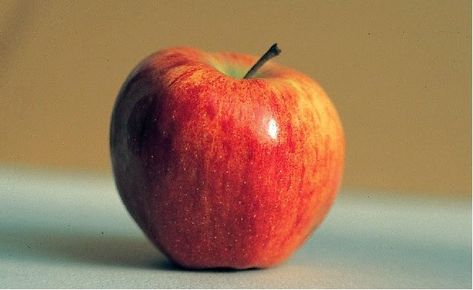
xmin=110 ymin=46 xmax=345 ymax=269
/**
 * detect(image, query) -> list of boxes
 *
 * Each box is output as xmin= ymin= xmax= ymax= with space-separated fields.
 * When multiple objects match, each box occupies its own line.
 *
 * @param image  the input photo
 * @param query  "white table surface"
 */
xmin=0 ymin=166 xmax=471 ymax=288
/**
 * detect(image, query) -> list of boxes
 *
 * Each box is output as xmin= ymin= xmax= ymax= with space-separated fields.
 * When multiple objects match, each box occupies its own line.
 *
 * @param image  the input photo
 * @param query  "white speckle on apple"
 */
xmin=267 ymin=118 xmax=279 ymax=140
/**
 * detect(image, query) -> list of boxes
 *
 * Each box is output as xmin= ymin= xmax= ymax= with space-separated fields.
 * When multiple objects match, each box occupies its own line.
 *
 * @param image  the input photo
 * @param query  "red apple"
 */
xmin=110 ymin=44 xmax=345 ymax=269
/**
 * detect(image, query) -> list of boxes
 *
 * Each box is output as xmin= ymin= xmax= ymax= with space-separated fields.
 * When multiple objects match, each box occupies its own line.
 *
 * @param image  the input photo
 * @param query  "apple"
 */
xmin=110 ymin=44 xmax=345 ymax=269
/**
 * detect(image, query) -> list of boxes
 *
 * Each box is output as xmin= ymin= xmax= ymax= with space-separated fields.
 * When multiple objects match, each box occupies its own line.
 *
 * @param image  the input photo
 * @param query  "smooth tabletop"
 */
xmin=0 ymin=167 xmax=471 ymax=288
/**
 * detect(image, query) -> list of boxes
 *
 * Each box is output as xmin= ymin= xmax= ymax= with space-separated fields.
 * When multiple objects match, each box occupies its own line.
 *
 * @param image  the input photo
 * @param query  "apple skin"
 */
xmin=110 ymin=47 xmax=345 ymax=269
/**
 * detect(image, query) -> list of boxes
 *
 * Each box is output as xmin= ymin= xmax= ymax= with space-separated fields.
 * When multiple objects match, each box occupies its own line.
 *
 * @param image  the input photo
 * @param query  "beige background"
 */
xmin=0 ymin=0 xmax=471 ymax=197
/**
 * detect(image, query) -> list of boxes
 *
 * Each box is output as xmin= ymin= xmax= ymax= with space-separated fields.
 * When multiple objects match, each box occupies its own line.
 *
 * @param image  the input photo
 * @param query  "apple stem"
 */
xmin=243 ymin=43 xmax=281 ymax=79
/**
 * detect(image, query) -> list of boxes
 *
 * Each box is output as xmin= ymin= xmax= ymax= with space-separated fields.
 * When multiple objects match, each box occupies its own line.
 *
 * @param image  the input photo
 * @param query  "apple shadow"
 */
xmin=0 ymin=226 xmax=262 ymax=273
xmin=153 ymin=259 xmax=260 ymax=273
xmin=0 ymin=226 xmax=167 ymax=270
